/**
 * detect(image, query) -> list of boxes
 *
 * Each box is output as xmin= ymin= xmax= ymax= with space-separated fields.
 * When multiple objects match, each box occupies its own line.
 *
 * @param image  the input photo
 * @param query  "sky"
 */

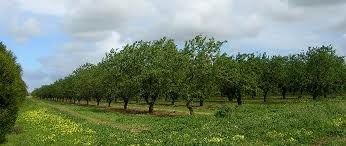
xmin=0 ymin=0 xmax=346 ymax=92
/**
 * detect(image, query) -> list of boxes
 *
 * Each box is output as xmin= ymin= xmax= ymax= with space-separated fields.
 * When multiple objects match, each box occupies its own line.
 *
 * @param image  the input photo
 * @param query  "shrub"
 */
xmin=214 ymin=106 xmax=232 ymax=118
xmin=0 ymin=42 xmax=26 ymax=143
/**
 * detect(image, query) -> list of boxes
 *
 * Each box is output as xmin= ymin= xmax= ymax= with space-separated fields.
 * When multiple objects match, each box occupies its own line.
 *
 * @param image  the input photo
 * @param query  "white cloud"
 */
xmin=9 ymin=17 xmax=41 ymax=42
xmin=95 ymin=32 xmax=126 ymax=51
xmin=4 ymin=0 xmax=346 ymax=89
xmin=38 ymin=31 xmax=124 ymax=80
xmin=59 ymin=0 xmax=265 ymax=42
xmin=22 ymin=69 xmax=50 ymax=91
xmin=141 ymin=0 xmax=263 ymax=40
xmin=287 ymin=0 xmax=346 ymax=7
xmin=16 ymin=0 xmax=70 ymax=16
xmin=36 ymin=0 xmax=265 ymax=83
xmin=63 ymin=0 xmax=157 ymax=40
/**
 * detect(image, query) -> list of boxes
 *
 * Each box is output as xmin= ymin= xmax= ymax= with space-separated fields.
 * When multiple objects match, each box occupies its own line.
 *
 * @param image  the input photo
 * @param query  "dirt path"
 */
xmin=36 ymin=99 xmax=149 ymax=133
xmin=31 ymin=99 xmax=213 ymax=133
xmin=43 ymin=99 xmax=213 ymax=116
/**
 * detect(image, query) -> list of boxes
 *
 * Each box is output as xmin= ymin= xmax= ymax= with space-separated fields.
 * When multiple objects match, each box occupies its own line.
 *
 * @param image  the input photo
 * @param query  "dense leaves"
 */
xmin=0 ymin=42 xmax=27 ymax=143
xmin=32 ymin=36 xmax=346 ymax=114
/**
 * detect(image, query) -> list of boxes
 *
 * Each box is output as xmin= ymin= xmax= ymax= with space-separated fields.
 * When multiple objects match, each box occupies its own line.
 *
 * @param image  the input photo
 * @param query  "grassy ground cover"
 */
xmin=2 ymin=97 xmax=346 ymax=145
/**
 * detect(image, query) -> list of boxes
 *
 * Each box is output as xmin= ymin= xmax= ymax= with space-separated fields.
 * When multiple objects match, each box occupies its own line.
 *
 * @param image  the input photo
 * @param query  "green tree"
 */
xmin=117 ymin=43 xmax=142 ymax=110
xmin=235 ymin=53 xmax=259 ymax=105
xmin=257 ymin=54 xmax=275 ymax=102
xmin=182 ymin=35 xmax=224 ymax=114
xmin=137 ymin=38 xmax=178 ymax=113
xmin=99 ymin=50 xmax=120 ymax=107
xmin=215 ymin=54 xmax=238 ymax=102
xmin=216 ymin=53 xmax=259 ymax=105
xmin=271 ymin=56 xmax=290 ymax=99
xmin=0 ymin=42 xmax=27 ymax=143
xmin=287 ymin=54 xmax=307 ymax=98
xmin=306 ymin=46 xmax=345 ymax=99
xmin=73 ymin=63 xmax=95 ymax=105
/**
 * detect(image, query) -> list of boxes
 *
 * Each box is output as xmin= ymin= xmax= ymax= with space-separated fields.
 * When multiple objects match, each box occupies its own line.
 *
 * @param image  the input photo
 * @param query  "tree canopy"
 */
xmin=0 ymin=42 xmax=27 ymax=143
xmin=32 ymin=36 xmax=346 ymax=115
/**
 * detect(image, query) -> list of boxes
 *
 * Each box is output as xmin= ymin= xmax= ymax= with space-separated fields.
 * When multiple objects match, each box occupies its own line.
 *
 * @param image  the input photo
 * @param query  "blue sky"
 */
xmin=0 ymin=0 xmax=345 ymax=91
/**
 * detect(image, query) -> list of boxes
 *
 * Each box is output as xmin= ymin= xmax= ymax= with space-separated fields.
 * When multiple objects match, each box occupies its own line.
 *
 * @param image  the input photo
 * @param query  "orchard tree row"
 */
xmin=0 ymin=42 xmax=27 ymax=143
xmin=32 ymin=36 xmax=346 ymax=115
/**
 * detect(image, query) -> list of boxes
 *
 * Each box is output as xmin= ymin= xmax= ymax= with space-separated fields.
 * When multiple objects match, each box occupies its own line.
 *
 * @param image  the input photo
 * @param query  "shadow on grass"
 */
xmin=51 ymin=100 xmax=188 ymax=117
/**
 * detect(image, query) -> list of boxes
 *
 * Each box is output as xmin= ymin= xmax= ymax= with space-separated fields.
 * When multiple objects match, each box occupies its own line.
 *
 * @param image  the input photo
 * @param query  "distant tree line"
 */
xmin=32 ymin=36 xmax=346 ymax=115
xmin=0 ymin=42 xmax=27 ymax=143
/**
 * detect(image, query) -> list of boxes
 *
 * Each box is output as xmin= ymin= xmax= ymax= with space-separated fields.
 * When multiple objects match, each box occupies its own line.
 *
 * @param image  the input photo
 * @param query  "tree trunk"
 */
xmin=136 ymin=97 xmax=139 ymax=104
xmin=236 ymin=91 xmax=242 ymax=106
xmin=251 ymin=91 xmax=256 ymax=99
xmin=312 ymin=87 xmax=318 ymax=100
xmin=227 ymin=91 xmax=235 ymax=101
xmin=227 ymin=94 xmax=233 ymax=101
xmin=263 ymin=90 xmax=268 ymax=102
xmin=313 ymin=94 xmax=317 ymax=100
xmin=108 ymin=100 xmax=112 ymax=107
xmin=97 ymin=100 xmax=100 ymax=106
xmin=86 ymin=99 xmax=89 ymax=105
xmin=123 ymin=97 xmax=129 ymax=110
xmin=186 ymin=99 xmax=194 ymax=115
xmin=199 ymin=98 xmax=204 ymax=107
xmin=323 ymin=87 xmax=328 ymax=98
xmin=149 ymin=103 xmax=154 ymax=113
xmin=282 ymin=87 xmax=287 ymax=99
xmin=298 ymin=87 xmax=303 ymax=98
xmin=171 ymin=98 xmax=175 ymax=105
xmin=148 ymin=95 xmax=157 ymax=113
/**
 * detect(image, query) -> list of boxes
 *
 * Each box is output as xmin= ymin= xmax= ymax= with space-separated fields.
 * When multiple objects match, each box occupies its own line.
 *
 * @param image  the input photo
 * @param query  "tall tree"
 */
xmin=117 ymin=43 xmax=142 ymax=110
xmin=258 ymin=54 xmax=274 ymax=102
xmin=138 ymin=38 xmax=178 ymax=113
xmin=271 ymin=56 xmax=290 ymax=99
xmin=182 ymin=35 xmax=224 ymax=114
xmin=287 ymin=54 xmax=307 ymax=98
xmin=0 ymin=42 xmax=27 ymax=143
xmin=306 ymin=46 xmax=344 ymax=99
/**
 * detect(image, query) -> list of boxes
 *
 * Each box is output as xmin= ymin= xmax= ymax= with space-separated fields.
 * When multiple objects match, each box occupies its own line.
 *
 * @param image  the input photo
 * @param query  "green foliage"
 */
xmin=4 ymin=97 xmax=346 ymax=145
xmin=182 ymin=35 xmax=225 ymax=113
xmin=32 ymin=36 xmax=346 ymax=116
xmin=214 ymin=106 xmax=232 ymax=118
xmin=137 ymin=38 xmax=178 ymax=112
xmin=214 ymin=53 xmax=257 ymax=105
xmin=287 ymin=54 xmax=307 ymax=98
xmin=305 ymin=46 xmax=345 ymax=99
xmin=0 ymin=42 xmax=27 ymax=143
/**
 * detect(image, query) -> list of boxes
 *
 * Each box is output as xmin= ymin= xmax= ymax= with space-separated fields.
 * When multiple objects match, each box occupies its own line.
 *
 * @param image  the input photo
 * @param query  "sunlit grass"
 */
xmin=2 ymin=97 xmax=346 ymax=145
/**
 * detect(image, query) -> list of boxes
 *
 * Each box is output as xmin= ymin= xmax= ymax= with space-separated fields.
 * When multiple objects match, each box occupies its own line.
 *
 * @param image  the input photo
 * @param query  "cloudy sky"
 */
xmin=0 ymin=0 xmax=346 ymax=91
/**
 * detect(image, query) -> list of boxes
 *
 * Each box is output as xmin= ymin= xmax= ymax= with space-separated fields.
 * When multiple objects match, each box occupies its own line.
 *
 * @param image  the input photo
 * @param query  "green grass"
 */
xmin=2 ymin=97 xmax=346 ymax=145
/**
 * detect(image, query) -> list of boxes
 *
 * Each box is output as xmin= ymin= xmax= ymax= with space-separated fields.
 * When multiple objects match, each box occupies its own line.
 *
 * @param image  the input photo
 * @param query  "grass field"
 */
xmin=2 ymin=97 xmax=346 ymax=145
